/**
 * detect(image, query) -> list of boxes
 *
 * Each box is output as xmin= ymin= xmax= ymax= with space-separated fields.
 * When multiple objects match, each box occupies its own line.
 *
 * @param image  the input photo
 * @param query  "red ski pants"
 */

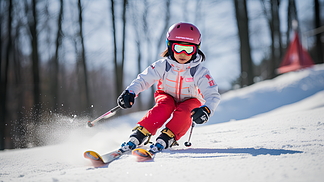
xmin=138 ymin=90 xmax=201 ymax=141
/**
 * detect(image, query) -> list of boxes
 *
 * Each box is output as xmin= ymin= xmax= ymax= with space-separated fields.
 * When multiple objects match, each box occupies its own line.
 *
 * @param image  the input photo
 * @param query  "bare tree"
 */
xmin=129 ymin=1 xmax=143 ymax=110
xmin=0 ymin=0 xmax=3 ymax=150
xmin=13 ymin=21 xmax=25 ymax=148
xmin=28 ymin=0 xmax=41 ymax=122
xmin=155 ymin=0 xmax=171 ymax=61
xmin=261 ymin=0 xmax=283 ymax=79
xmin=271 ymin=0 xmax=283 ymax=65
xmin=52 ymin=0 xmax=64 ymax=111
xmin=234 ymin=0 xmax=254 ymax=87
xmin=110 ymin=0 xmax=120 ymax=99
xmin=77 ymin=0 xmax=90 ymax=115
xmin=314 ymin=0 xmax=323 ymax=64
xmin=287 ymin=0 xmax=298 ymax=46
xmin=0 ymin=0 xmax=13 ymax=150
xmin=110 ymin=0 xmax=128 ymax=103
xmin=119 ymin=0 xmax=128 ymax=99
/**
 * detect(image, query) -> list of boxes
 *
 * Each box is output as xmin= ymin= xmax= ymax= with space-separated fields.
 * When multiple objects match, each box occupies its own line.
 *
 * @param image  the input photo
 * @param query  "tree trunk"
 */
xmin=0 ymin=0 xmax=13 ymax=150
xmin=30 ymin=0 xmax=41 ymax=122
xmin=110 ymin=0 xmax=120 ymax=99
xmin=13 ymin=24 xmax=25 ymax=148
xmin=273 ymin=0 xmax=283 ymax=62
xmin=120 ymin=0 xmax=127 ymax=93
xmin=156 ymin=0 xmax=170 ymax=61
xmin=270 ymin=0 xmax=282 ymax=78
xmin=234 ymin=0 xmax=254 ymax=87
xmin=287 ymin=0 xmax=298 ymax=46
xmin=314 ymin=0 xmax=323 ymax=64
xmin=78 ymin=0 xmax=91 ymax=115
xmin=53 ymin=0 xmax=64 ymax=111
xmin=261 ymin=0 xmax=283 ymax=79
xmin=268 ymin=0 xmax=276 ymax=79
xmin=0 ymin=0 xmax=3 ymax=150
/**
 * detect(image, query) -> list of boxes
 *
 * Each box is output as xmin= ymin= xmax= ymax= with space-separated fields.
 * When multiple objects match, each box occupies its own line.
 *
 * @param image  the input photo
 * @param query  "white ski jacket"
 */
xmin=126 ymin=54 xmax=221 ymax=116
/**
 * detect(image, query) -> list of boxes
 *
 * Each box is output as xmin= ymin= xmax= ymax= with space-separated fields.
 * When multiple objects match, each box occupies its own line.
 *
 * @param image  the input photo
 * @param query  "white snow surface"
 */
xmin=1 ymin=64 xmax=324 ymax=182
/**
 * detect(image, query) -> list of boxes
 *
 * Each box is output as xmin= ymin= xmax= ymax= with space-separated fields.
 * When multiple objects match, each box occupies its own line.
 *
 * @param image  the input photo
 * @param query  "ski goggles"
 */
xmin=171 ymin=43 xmax=196 ymax=56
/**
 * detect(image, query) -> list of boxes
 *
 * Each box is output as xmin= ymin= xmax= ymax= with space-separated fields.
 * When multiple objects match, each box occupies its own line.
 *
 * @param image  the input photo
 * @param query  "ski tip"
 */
xmin=84 ymin=151 xmax=103 ymax=161
xmin=132 ymin=148 xmax=153 ymax=162
xmin=84 ymin=151 xmax=106 ymax=167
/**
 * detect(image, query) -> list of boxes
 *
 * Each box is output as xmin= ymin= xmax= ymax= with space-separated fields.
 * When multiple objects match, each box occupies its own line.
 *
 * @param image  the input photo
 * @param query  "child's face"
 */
xmin=174 ymin=53 xmax=192 ymax=64
xmin=172 ymin=42 xmax=193 ymax=64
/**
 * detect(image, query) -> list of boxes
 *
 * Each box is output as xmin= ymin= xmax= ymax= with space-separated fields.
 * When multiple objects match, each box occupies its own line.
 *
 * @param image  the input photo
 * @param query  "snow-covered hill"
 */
xmin=1 ymin=65 xmax=324 ymax=182
xmin=211 ymin=64 xmax=324 ymax=124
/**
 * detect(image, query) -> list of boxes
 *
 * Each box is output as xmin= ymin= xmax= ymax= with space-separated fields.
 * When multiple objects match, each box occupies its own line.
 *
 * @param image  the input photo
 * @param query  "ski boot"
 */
xmin=119 ymin=125 xmax=151 ymax=153
xmin=149 ymin=128 xmax=178 ymax=153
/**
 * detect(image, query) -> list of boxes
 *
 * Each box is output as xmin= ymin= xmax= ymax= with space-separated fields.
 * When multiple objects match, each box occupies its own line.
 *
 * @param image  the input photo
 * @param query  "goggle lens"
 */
xmin=172 ymin=43 xmax=196 ymax=56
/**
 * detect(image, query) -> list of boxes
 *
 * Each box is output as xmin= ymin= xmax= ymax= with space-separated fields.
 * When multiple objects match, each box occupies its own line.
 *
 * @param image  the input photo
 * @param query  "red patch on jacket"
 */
xmin=205 ymin=74 xmax=215 ymax=86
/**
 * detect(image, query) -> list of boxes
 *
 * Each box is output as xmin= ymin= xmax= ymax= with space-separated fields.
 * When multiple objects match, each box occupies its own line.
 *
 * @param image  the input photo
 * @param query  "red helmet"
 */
xmin=167 ymin=22 xmax=201 ymax=45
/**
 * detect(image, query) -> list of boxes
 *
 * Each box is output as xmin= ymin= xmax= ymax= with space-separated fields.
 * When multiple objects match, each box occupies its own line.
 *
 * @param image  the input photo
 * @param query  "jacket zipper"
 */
xmin=179 ymin=76 xmax=184 ymax=100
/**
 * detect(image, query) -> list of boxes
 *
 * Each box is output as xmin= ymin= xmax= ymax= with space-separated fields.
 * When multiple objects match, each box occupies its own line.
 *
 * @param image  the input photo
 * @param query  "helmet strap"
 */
xmin=167 ymin=40 xmax=176 ymax=61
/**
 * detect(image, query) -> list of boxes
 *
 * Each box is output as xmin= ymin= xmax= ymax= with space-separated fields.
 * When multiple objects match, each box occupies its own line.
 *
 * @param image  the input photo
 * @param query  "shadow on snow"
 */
xmin=85 ymin=147 xmax=303 ymax=169
xmin=167 ymin=148 xmax=303 ymax=157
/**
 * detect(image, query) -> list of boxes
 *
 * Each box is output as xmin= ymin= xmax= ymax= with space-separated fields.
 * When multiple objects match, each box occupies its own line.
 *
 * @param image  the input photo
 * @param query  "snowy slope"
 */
xmin=0 ymin=65 xmax=324 ymax=182
xmin=211 ymin=64 xmax=324 ymax=124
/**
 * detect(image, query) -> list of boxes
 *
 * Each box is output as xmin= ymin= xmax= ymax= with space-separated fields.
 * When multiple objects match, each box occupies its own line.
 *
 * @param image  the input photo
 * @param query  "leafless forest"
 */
xmin=0 ymin=0 xmax=323 ymax=149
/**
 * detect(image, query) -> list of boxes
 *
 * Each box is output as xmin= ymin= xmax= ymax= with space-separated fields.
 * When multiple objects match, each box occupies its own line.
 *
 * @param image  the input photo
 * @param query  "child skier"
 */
xmin=117 ymin=22 xmax=221 ymax=153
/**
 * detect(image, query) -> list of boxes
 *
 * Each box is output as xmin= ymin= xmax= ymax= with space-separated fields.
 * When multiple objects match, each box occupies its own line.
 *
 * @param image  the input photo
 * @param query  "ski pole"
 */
xmin=87 ymin=105 xmax=121 ymax=127
xmin=184 ymin=122 xmax=195 ymax=147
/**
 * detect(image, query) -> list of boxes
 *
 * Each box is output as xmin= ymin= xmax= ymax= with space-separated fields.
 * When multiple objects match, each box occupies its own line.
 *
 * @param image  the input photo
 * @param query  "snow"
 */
xmin=1 ymin=64 xmax=324 ymax=182
xmin=211 ymin=65 xmax=324 ymax=124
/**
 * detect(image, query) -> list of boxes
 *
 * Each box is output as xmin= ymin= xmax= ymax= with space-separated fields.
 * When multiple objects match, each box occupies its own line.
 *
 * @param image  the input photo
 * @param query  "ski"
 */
xmin=84 ymin=149 xmax=125 ymax=167
xmin=132 ymin=148 xmax=156 ymax=162
xmin=85 ymin=146 xmax=161 ymax=166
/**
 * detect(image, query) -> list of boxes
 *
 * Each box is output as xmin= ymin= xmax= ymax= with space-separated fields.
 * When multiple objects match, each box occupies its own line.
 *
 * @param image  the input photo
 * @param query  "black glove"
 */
xmin=117 ymin=90 xmax=135 ymax=109
xmin=191 ymin=106 xmax=211 ymax=124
